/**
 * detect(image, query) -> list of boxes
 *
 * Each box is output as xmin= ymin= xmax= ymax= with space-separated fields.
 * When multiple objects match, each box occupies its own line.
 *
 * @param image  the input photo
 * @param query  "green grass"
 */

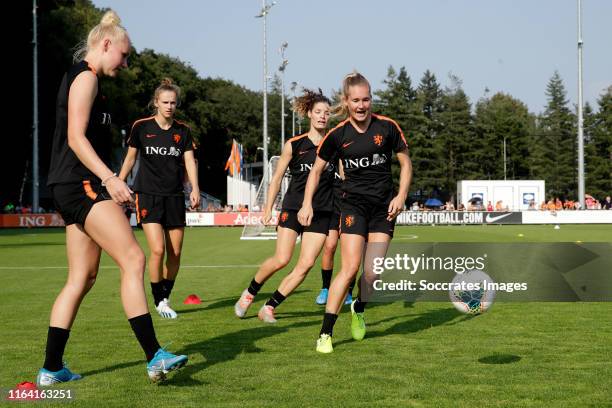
xmin=1 ymin=225 xmax=611 ymax=407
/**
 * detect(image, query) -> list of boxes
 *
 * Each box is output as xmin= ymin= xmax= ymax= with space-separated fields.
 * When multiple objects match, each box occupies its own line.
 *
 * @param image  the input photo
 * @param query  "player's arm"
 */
xmin=387 ymin=149 xmax=412 ymax=221
xmin=118 ymin=147 xmax=138 ymax=182
xmin=297 ymin=156 xmax=328 ymax=226
xmin=184 ymin=150 xmax=200 ymax=210
xmin=67 ymin=71 xmax=132 ymax=204
xmin=263 ymin=141 xmax=292 ymax=224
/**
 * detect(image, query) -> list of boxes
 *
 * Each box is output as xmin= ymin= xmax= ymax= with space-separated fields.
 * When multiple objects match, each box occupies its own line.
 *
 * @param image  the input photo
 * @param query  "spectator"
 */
xmin=486 ymin=201 xmax=493 ymax=212
xmin=603 ymin=196 xmax=611 ymax=210
xmin=528 ymin=200 xmax=536 ymax=210
xmin=411 ymin=201 xmax=419 ymax=211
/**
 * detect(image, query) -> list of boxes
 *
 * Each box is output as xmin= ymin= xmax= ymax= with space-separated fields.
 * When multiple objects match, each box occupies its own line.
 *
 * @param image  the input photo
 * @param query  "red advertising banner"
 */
xmin=0 ymin=214 xmax=65 ymax=228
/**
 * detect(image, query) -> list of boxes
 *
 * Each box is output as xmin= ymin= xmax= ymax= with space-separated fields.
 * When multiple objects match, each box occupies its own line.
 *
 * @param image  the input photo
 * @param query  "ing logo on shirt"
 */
xmin=280 ymin=212 xmax=289 ymax=223
xmin=173 ymin=134 xmax=181 ymax=144
xmin=373 ymin=134 xmax=383 ymax=146
xmin=344 ymin=215 xmax=355 ymax=227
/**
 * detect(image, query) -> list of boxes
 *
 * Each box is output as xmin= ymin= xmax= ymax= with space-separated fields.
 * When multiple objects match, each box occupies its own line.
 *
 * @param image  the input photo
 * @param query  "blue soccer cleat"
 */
xmin=36 ymin=363 xmax=82 ymax=387
xmin=315 ymin=288 xmax=329 ymax=305
xmin=147 ymin=348 xmax=188 ymax=382
xmin=344 ymin=293 xmax=353 ymax=305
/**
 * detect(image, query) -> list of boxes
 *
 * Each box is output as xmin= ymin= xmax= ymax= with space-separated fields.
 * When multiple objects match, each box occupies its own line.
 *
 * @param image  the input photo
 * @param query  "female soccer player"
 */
xmin=234 ymin=89 xmax=334 ymax=323
xmin=119 ymin=78 xmax=200 ymax=319
xmin=315 ymin=165 xmax=356 ymax=306
xmin=39 ymin=11 xmax=187 ymax=386
xmin=298 ymin=72 xmax=412 ymax=353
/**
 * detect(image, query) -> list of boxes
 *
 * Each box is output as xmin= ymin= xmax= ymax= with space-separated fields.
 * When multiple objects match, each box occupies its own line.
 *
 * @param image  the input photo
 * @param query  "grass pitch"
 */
xmin=1 ymin=225 xmax=611 ymax=407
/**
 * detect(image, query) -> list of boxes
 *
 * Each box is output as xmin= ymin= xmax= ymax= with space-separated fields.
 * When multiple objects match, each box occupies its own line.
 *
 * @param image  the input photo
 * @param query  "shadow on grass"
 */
xmin=478 ymin=354 xmax=521 ymax=364
xmin=177 ymin=290 xmax=308 ymax=315
xmin=80 ymin=360 xmax=143 ymax=377
xmin=167 ymin=319 xmax=319 ymax=386
xmin=334 ymin=305 xmax=468 ymax=349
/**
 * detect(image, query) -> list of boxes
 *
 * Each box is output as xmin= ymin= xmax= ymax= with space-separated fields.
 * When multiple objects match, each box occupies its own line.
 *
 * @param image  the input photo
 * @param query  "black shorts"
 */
xmin=135 ymin=193 xmax=185 ymax=228
xmin=51 ymin=180 xmax=111 ymax=226
xmin=328 ymin=212 xmax=341 ymax=231
xmin=278 ymin=209 xmax=330 ymax=235
xmin=340 ymin=197 xmax=396 ymax=238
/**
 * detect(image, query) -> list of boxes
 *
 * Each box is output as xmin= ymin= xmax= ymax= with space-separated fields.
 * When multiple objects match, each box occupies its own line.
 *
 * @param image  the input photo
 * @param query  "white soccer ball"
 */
xmin=449 ymin=269 xmax=495 ymax=314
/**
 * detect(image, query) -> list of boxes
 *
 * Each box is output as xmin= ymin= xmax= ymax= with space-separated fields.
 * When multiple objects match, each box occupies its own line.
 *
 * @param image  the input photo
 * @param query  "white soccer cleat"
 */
xmin=156 ymin=298 xmax=178 ymax=319
xmin=234 ymin=289 xmax=255 ymax=318
xmin=257 ymin=305 xmax=277 ymax=323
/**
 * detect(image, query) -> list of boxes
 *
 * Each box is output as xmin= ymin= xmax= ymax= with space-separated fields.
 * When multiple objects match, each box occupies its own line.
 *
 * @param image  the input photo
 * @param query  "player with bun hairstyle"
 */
xmin=298 ymin=72 xmax=412 ymax=353
xmin=39 ymin=10 xmax=187 ymax=386
xmin=234 ymin=89 xmax=335 ymax=323
xmin=119 ymin=78 xmax=200 ymax=320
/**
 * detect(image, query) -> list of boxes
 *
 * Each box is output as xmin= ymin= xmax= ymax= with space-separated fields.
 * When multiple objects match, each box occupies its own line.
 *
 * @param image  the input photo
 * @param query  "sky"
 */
xmin=91 ymin=0 xmax=611 ymax=114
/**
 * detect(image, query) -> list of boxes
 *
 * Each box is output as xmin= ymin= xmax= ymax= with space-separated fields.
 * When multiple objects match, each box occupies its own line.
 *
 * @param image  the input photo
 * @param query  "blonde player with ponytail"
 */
xmin=40 ymin=10 xmax=187 ymax=386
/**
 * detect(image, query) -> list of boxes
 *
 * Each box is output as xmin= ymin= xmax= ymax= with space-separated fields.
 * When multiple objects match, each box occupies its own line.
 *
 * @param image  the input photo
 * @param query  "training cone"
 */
xmin=17 ymin=382 xmax=37 ymax=389
xmin=10 ymin=382 xmax=39 ymax=400
xmin=183 ymin=294 xmax=202 ymax=304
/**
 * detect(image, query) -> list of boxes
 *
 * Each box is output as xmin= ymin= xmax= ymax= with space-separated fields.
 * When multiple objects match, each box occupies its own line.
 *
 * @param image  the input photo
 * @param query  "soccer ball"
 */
xmin=448 ymin=269 xmax=495 ymax=314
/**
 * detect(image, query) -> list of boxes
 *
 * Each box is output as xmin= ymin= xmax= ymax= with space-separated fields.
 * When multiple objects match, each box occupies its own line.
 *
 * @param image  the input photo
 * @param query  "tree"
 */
xmin=473 ymin=92 xmax=533 ymax=180
xmin=531 ymin=72 xmax=576 ymax=199
xmin=585 ymin=87 xmax=612 ymax=200
xmin=436 ymin=75 xmax=474 ymax=194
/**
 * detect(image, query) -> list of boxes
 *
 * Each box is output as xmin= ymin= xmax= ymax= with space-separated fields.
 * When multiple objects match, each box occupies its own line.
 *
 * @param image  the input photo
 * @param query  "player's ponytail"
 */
xmin=331 ymin=71 xmax=371 ymax=118
xmin=73 ymin=10 xmax=130 ymax=62
xmin=293 ymin=88 xmax=330 ymax=119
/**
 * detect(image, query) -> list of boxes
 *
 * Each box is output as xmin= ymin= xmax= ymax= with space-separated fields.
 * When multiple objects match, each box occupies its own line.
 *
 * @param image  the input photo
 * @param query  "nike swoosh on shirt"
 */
xmin=145 ymin=134 xmax=157 ymax=138
xmin=298 ymin=150 xmax=309 ymax=155
xmin=485 ymin=213 xmax=512 ymax=223
xmin=342 ymin=141 xmax=354 ymax=148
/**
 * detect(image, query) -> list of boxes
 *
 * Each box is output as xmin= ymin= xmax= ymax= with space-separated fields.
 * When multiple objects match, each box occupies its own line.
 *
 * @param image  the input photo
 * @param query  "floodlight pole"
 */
xmin=32 ymin=0 xmax=39 ymax=212
xmin=279 ymin=42 xmax=288 ymax=147
xmin=577 ymin=0 xmax=585 ymax=208
xmin=256 ymin=0 xmax=275 ymax=199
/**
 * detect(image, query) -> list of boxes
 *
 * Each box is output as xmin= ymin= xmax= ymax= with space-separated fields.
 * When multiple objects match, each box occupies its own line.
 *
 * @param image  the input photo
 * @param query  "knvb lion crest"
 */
xmin=344 ymin=215 xmax=355 ymax=227
xmin=373 ymin=134 xmax=383 ymax=146
xmin=280 ymin=212 xmax=289 ymax=223
xmin=173 ymin=134 xmax=181 ymax=144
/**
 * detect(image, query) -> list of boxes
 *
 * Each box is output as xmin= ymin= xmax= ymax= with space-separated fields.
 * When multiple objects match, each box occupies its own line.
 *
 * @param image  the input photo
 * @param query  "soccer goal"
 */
xmin=240 ymin=156 xmax=290 ymax=240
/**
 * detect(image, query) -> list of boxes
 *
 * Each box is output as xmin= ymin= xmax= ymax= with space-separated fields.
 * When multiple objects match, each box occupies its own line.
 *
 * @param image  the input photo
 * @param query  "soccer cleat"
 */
xmin=156 ymin=298 xmax=178 ymax=319
xmin=234 ymin=289 xmax=254 ymax=318
xmin=315 ymin=288 xmax=329 ymax=305
xmin=36 ymin=363 xmax=82 ymax=387
xmin=344 ymin=293 xmax=353 ymax=305
xmin=146 ymin=348 xmax=188 ymax=382
xmin=258 ymin=305 xmax=277 ymax=323
xmin=316 ymin=334 xmax=333 ymax=353
xmin=350 ymin=300 xmax=366 ymax=341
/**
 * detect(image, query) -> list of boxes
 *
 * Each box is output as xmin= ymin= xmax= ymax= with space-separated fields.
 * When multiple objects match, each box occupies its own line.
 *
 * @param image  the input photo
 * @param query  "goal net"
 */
xmin=240 ymin=156 xmax=290 ymax=240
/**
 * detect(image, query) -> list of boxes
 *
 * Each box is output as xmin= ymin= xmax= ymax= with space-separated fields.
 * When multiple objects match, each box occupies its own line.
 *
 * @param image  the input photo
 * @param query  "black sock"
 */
xmin=128 ymin=313 xmax=161 ymax=362
xmin=321 ymin=269 xmax=332 ymax=289
xmin=247 ymin=278 xmax=263 ymax=296
xmin=320 ymin=313 xmax=338 ymax=336
xmin=353 ymin=297 xmax=367 ymax=313
xmin=43 ymin=327 xmax=70 ymax=372
xmin=348 ymin=278 xmax=356 ymax=296
xmin=150 ymin=281 xmax=164 ymax=306
xmin=161 ymin=278 xmax=175 ymax=300
xmin=265 ymin=290 xmax=287 ymax=308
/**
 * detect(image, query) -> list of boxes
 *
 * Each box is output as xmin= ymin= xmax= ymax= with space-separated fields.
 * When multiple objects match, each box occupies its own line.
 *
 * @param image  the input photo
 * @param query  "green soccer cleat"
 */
xmin=350 ymin=300 xmax=366 ymax=341
xmin=316 ymin=334 xmax=333 ymax=354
